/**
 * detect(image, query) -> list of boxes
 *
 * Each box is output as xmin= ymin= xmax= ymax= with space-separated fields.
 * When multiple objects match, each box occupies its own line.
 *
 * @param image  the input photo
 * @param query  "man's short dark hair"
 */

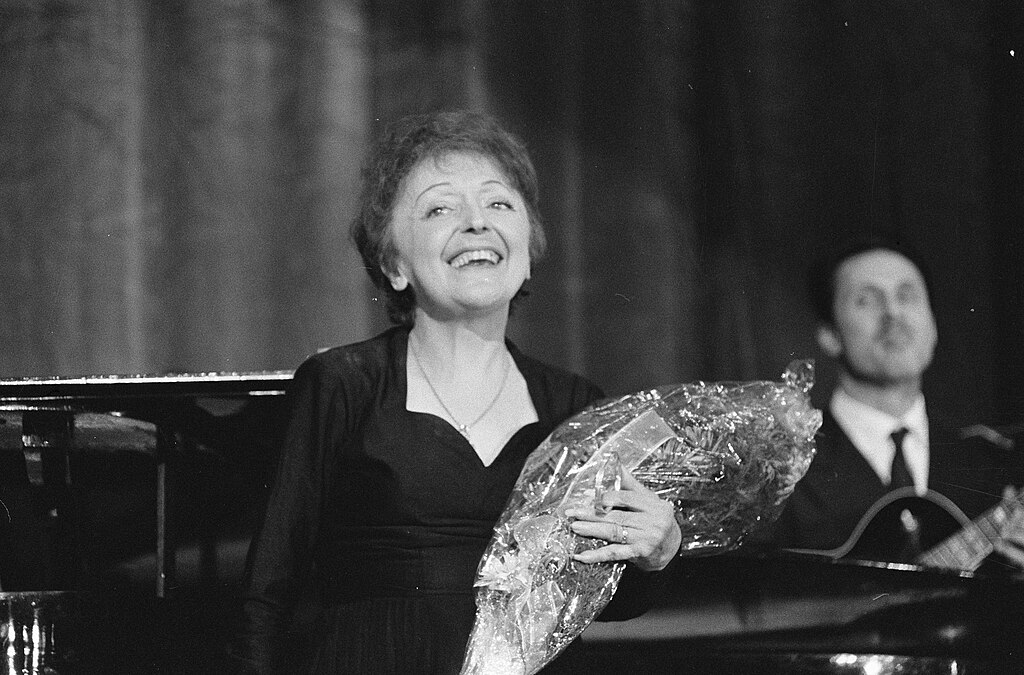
xmin=807 ymin=234 xmax=934 ymax=325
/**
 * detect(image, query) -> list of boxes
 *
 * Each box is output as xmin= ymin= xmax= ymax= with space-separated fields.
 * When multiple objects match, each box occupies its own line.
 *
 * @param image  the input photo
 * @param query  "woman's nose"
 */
xmin=463 ymin=204 xmax=489 ymax=232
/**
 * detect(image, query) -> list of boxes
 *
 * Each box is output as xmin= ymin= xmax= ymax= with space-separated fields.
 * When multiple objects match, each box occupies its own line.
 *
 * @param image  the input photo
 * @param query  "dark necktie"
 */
xmin=890 ymin=427 xmax=913 ymax=490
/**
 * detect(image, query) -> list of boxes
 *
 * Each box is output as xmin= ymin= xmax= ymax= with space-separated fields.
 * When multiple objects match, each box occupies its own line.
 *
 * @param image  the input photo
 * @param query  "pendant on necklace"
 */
xmin=408 ymin=338 xmax=510 ymax=441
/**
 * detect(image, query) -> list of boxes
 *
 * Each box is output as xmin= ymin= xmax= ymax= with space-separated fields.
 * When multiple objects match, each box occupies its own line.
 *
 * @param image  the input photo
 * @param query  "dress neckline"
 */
xmin=395 ymin=327 xmax=542 ymax=467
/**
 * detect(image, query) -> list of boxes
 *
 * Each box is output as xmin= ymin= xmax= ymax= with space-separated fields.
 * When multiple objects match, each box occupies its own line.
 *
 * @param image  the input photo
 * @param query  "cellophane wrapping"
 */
xmin=460 ymin=361 xmax=822 ymax=675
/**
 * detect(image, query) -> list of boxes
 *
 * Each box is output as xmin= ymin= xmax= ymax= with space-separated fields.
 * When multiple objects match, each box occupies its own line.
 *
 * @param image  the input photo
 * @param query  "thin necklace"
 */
xmin=408 ymin=337 xmax=512 ymax=438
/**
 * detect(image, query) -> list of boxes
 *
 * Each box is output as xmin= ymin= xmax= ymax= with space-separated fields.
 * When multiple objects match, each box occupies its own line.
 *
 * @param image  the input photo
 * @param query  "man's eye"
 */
xmin=898 ymin=285 xmax=925 ymax=304
xmin=853 ymin=294 xmax=875 ymax=308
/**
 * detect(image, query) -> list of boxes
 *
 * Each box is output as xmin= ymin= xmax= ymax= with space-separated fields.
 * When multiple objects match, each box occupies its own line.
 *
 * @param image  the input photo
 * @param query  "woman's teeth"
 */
xmin=449 ymin=250 xmax=501 ymax=268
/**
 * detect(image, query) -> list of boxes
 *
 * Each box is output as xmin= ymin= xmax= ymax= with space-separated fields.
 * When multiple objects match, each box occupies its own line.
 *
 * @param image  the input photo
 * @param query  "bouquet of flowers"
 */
xmin=460 ymin=361 xmax=822 ymax=675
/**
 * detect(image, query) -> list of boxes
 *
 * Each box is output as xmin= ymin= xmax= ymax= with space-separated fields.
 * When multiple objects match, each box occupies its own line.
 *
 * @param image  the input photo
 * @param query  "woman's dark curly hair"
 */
xmin=351 ymin=110 xmax=546 ymax=325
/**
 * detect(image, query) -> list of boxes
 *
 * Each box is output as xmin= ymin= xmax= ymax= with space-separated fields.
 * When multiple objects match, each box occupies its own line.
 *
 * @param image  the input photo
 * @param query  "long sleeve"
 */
xmin=596 ymin=557 xmax=679 ymax=622
xmin=227 ymin=358 xmax=338 ymax=673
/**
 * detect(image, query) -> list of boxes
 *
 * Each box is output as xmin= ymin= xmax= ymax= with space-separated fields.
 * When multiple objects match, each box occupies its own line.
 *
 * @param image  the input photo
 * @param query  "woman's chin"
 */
xmin=438 ymin=296 xmax=515 ymax=322
xmin=462 ymin=298 xmax=514 ymax=319
xmin=452 ymin=284 xmax=521 ymax=312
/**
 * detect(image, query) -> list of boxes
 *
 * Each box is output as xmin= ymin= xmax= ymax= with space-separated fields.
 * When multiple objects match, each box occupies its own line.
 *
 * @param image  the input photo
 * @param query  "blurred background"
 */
xmin=3 ymin=0 xmax=1023 ymax=423
xmin=1 ymin=1 xmax=1023 ymax=671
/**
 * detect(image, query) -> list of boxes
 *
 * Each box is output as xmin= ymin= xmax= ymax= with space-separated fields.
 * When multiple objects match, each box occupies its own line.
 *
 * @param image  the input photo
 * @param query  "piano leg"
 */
xmin=20 ymin=410 xmax=78 ymax=591
xmin=155 ymin=425 xmax=178 ymax=599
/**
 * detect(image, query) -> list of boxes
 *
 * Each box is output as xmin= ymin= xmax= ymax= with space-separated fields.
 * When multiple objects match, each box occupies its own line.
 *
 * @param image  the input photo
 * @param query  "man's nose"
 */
xmin=878 ymin=294 xmax=901 ymax=322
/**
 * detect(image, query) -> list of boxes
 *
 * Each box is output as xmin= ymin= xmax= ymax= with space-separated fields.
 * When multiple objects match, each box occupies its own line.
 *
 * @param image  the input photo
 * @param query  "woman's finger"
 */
xmin=567 ymin=519 xmax=633 ymax=558
xmin=592 ymin=467 xmax=655 ymax=512
xmin=618 ymin=466 xmax=646 ymax=491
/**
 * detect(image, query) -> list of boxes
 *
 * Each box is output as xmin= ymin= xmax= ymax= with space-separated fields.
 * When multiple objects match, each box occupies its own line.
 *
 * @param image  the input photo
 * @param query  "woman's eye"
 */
xmin=426 ymin=205 xmax=450 ymax=217
xmin=489 ymin=200 xmax=513 ymax=210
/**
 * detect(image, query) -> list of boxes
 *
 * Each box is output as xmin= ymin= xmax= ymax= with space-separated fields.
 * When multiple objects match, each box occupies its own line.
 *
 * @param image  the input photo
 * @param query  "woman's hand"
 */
xmin=566 ymin=466 xmax=682 ymax=572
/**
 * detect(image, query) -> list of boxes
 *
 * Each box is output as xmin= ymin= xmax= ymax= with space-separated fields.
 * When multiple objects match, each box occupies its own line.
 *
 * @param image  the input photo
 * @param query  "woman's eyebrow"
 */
xmin=414 ymin=182 xmax=452 ymax=203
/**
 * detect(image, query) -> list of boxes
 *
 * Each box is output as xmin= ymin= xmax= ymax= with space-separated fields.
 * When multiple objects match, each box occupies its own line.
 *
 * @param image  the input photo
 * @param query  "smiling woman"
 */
xmin=352 ymin=112 xmax=548 ymax=328
xmin=354 ymin=115 xmax=546 ymax=466
xmin=227 ymin=111 xmax=683 ymax=674
xmin=386 ymin=152 xmax=533 ymax=324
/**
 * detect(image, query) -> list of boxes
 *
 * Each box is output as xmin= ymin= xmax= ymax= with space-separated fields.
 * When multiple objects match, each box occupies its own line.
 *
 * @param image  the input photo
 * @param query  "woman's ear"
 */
xmin=388 ymin=272 xmax=408 ymax=292
xmin=381 ymin=261 xmax=408 ymax=291
xmin=816 ymin=324 xmax=843 ymax=358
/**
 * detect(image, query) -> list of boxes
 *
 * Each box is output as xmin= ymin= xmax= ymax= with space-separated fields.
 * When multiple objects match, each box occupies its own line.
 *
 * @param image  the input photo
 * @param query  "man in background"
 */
xmin=773 ymin=236 xmax=1024 ymax=572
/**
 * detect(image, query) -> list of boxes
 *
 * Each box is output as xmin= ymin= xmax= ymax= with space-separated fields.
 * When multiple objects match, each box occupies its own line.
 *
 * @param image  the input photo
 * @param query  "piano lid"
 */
xmin=0 ymin=371 xmax=294 ymax=410
xmin=0 ymin=371 xmax=295 ymax=456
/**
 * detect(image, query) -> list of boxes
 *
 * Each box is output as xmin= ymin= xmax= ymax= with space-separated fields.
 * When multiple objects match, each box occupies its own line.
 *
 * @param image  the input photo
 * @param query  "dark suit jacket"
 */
xmin=773 ymin=409 xmax=1019 ymax=552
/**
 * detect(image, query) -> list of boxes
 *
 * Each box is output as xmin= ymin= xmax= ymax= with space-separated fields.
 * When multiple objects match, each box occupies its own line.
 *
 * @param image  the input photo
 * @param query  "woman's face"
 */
xmin=386 ymin=152 xmax=532 ymax=320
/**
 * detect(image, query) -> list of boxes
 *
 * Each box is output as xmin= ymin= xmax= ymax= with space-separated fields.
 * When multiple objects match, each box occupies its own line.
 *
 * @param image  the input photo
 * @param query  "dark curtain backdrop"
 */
xmin=3 ymin=0 xmax=1023 ymax=428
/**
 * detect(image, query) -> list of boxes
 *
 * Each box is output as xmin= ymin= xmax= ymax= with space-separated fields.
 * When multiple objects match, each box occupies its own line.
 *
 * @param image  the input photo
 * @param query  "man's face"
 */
xmin=822 ymin=249 xmax=938 ymax=386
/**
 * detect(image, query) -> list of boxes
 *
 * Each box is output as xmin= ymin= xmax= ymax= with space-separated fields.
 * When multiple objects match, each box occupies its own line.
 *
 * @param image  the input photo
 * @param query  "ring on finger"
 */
xmin=619 ymin=524 xmax=629 ymax=544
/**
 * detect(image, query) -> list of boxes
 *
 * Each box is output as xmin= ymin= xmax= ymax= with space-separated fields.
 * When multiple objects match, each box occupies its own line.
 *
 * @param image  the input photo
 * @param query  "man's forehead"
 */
xmin=836 ymin=249 xmax=926 ymax=291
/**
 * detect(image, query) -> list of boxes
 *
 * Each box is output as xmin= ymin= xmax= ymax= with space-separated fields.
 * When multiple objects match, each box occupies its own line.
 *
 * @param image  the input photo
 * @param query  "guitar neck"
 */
xmin=917 ymin=501 xmax=1012 ymax=572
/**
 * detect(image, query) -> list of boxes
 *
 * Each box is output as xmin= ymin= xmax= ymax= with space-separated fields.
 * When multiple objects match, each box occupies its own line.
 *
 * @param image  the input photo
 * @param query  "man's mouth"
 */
xmin=448 ymin=249 xmax=502 ymax=269
xmin=877 ymin=328 xmax=913 ymax=349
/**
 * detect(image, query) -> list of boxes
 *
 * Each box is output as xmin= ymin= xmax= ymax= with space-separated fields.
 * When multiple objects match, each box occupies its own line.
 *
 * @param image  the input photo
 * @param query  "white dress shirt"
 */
xmin=830 ymin=388 xmax=930 ymax=496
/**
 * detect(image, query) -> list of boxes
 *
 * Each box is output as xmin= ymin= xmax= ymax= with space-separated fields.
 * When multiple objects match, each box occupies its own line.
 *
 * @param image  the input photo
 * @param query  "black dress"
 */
xmin=230 ymin=327 xmax=659 ymax=674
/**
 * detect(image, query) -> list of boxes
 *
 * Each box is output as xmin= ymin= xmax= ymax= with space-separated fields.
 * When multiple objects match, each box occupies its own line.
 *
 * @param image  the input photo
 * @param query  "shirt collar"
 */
xmin=830 ymin=388 xmax=929 ymax=491
xmin=831 ymin=388 xmax=927 ymax=438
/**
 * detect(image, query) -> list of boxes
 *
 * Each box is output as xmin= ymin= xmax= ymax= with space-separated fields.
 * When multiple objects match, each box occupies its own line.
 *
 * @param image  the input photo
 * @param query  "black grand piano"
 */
xmin=2 ymin=373 xmax=1022 ymax=674
xmin=0 ymin=371 xmax=292 ymax=673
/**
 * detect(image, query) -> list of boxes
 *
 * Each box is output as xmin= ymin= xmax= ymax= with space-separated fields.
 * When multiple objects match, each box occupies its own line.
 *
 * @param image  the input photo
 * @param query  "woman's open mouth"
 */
xmin=448 ymin=249 xmax=503 ymax=268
